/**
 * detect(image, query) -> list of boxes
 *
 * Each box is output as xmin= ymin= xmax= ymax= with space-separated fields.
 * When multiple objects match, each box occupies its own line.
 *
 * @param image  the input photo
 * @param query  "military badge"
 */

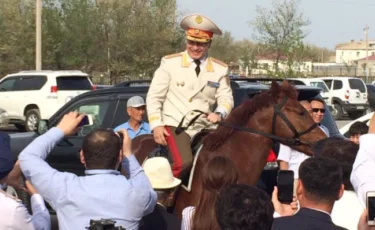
xmin=195 ymin=16 xmax=203 ymax=24
xmin=207 ymin=81 xmax=220 ymax=88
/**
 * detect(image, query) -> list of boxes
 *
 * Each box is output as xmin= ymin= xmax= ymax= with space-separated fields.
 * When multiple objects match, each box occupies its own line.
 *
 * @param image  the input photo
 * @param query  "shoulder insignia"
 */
xmin=164 ymin=53 xmax=183 ymax=59
xmin=211 ymin=58 xmax=228 ymax=67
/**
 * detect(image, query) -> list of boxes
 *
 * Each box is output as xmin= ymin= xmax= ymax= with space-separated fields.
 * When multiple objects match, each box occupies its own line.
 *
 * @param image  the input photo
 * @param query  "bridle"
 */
xmin=175 ymin=96 xmax=318 ymax=146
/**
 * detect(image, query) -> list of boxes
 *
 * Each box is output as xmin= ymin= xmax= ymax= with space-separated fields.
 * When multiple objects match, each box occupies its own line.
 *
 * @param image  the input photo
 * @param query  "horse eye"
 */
xmin=299 ymin=111 xmax=305 ymax=116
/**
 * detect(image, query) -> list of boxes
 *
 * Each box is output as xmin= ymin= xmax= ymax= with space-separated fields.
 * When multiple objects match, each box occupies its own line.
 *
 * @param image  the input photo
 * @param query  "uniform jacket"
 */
xmin=146 ymin=51 xmax=233 ymax=137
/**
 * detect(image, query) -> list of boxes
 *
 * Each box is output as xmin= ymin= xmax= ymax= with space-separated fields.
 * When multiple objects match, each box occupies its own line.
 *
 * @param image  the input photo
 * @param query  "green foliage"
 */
xmin=251 ymin=0 xmax=311 ymax=75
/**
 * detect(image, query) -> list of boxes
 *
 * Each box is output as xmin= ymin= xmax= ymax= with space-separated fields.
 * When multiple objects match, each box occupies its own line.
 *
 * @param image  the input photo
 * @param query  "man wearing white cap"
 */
xmin=146 ymin=14 xmax=234 ymax=179
xmin=114 ymin=96 xmax=151 ymax=139
xmin=140 ymin=157 xmax=181 ymax=230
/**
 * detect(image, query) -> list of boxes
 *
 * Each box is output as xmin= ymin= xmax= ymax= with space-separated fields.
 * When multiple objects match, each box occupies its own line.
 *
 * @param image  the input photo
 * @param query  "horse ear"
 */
xmin=281 ymin=79 xmax=298 ymax=98
xmin=281 ymin=80 xmax=290 ymax=88
xmin=270 ymin=80 xmax=281 ymax=99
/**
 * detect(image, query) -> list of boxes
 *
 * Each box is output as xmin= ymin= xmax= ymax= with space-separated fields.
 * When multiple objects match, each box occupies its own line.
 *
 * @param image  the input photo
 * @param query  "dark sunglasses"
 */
xmin=312 ymin=108 xmax=325 ymax=113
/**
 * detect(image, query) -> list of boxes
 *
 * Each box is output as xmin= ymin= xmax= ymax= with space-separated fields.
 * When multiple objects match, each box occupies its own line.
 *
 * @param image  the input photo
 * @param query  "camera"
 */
xmin=86 ymin=219 xmax=125 ymax=230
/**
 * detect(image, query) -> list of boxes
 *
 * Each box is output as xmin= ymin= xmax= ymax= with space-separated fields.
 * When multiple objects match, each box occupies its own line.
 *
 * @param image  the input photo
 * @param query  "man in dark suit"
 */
xmin=140 ymin=157 xmax=181 ymax=230
xmin=273 ymin=157 xmax=347 ymax=230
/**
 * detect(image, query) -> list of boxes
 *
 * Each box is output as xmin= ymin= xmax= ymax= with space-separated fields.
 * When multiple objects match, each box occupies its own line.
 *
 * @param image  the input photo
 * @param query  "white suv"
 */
xmin=0 ymin=70 xmax=94 ymax=131
xmin=316 ymin=77 xmax=368 ymax=120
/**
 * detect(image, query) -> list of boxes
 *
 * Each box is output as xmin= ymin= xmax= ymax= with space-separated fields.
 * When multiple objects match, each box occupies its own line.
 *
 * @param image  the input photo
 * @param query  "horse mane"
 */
xmin=203 ymin=80 xmax=297 ymax=151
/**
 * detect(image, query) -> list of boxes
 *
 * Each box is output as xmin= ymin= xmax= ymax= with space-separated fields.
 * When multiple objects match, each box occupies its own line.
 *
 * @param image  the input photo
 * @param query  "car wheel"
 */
xmin=25 ymin=109 xmax=40 ymax=132
xmin=14 ymin=124 xmax=25 ymax=131
xmin=332 ymin=103 xmax=343 ymax=120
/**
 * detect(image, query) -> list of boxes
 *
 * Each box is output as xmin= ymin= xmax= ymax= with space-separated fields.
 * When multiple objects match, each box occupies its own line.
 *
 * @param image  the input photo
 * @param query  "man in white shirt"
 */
xmin=351 ymin=112 xmax=375 ymax=208
xmin=0 ymin=132 xmax=50 ymax=230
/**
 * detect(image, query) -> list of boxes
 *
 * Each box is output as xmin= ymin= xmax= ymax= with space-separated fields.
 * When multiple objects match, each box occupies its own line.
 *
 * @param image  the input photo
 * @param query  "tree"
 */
xmin=250 ymin=0 xmax=310 ymax=73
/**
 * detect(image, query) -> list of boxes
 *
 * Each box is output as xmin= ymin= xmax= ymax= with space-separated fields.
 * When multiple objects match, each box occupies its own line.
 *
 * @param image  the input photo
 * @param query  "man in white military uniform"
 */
xmin=0 ymin=131 xmax=50 ymax=230
xmin=146 ymin=14 xmax=233 ymax=178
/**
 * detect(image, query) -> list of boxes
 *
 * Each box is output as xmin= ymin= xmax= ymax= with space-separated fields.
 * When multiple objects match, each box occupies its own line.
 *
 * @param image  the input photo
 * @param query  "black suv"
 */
xmin=9 ymin=79 xmax=342 ymax=208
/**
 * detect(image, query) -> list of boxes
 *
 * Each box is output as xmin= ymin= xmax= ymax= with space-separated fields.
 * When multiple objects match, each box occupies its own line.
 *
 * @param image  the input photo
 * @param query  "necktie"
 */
xmin=194 ymin=60 xmax=201 ymax=76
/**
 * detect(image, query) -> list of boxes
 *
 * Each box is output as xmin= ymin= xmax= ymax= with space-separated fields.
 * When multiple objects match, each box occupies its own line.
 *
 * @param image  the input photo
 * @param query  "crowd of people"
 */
xmin=1 ymin=13 xmax=375 ymax=230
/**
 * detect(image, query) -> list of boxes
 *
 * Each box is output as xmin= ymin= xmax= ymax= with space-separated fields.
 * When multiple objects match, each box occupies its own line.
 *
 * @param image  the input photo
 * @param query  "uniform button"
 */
xmin=190 ymin=112 xmax=194 ymax=115
xmin=189 ymin=98 xmax=192 ymax=102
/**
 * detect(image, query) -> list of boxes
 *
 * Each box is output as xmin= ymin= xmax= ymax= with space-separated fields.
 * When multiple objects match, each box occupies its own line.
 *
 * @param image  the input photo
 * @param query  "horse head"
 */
xmin=203 ymin=80 xmax=327 ymax=156
xmin=266 ymin=80 xmax=327 ymax=154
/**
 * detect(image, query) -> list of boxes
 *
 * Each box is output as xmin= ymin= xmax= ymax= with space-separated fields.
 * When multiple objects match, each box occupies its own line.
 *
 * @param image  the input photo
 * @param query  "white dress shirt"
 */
xmin=331 ymin=190 xmax=363 ymax=230
xmin=277 ymin=144 xmax=310 ymax=179
xmin=351 ymin=133 xmax=375 ymax=208
xmin=0 ymin=188 xmax=50 ymax=230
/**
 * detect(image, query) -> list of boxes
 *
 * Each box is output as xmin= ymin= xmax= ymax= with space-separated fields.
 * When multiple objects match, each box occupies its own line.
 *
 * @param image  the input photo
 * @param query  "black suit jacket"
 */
xmin=139 ymin=204 xmax=181 ymax=230
xmin=273 ymin=208 xmax=348 ymax=230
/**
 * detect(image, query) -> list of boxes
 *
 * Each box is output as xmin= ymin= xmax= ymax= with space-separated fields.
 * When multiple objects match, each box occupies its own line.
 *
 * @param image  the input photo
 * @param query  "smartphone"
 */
xmin=277 ymin=170 xmax=294 ymax=203
xmin=78 ymin=114 xmax=93 ymax=127
xmin=367 ymin=191 xmax=375 ymax=225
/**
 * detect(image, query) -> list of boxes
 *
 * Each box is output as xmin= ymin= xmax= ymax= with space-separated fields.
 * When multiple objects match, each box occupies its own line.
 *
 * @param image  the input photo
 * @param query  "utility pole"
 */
xmin=36 ymin=0 xmax=42 ymax=70
xmin=364 ymin=24 xmax=369 ymax=82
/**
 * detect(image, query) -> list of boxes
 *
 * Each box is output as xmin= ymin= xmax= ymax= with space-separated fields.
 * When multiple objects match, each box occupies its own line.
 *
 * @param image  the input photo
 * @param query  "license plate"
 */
xmin=357 ymin=106 xmax=364 ymax=109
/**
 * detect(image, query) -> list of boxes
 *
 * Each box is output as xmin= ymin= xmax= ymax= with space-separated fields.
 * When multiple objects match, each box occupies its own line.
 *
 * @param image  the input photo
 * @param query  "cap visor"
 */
xmin=128 ymin=103 xmax=145 ymax=108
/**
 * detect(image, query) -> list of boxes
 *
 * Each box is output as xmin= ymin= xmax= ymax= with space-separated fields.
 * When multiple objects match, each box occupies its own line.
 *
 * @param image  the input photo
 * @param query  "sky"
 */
xmin=176 ymin=0 xmax=375 ymax=50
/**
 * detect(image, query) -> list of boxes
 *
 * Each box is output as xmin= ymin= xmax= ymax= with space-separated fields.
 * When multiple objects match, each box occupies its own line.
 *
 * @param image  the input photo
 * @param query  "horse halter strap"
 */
xmin=271 ymin=96 xmax=318 ymax=145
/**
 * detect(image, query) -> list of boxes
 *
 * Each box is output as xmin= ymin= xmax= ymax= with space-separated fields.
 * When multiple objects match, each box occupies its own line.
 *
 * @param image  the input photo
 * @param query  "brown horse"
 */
xmin=132 ymin=80 xmax=327 ymax=216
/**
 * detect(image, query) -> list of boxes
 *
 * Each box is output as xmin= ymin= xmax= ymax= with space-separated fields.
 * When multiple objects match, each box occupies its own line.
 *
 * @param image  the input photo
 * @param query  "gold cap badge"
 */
xmin=195 ymin=15 xmax=203 ymax=24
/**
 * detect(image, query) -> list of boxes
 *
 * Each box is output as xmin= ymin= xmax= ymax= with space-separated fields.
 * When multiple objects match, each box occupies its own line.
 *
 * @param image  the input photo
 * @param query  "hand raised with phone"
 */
xmin=57 ymin=112 xmax=86 ymax=136
xmin=116 ymin=129 xmax=132 ymax=158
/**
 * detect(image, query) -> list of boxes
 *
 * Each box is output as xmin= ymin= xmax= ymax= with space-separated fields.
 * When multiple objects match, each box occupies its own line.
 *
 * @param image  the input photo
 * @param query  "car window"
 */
xmin=0 ymin=78 xmax=16 ymax=91
xmin=349 ymin=79 xmax=366 ymax=93
xmin=72 ymin=101 xmax=111 ymax=136
xmin=333 ymin=80 xmax=343 ymax=90
xmin=112 ymin=97 xmax=148 ymax=129
xmin=56 ymin=76 xmax=92 ymax=90
xmin=310 ymin=82 xmax=329 ymax=92
xmin=13 ymin=75 xmax=47 ymax=91
xmin=323 ymin=80 xmax=333 ymax=89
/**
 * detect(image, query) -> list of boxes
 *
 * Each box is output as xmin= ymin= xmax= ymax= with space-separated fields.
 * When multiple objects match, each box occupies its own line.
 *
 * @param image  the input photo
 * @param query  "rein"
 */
xmin=175 ymin=96 xmax=317 ymax=146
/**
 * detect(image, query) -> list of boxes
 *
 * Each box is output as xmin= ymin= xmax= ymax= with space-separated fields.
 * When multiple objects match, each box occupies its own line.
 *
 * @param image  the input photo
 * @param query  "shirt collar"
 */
xmin=306 ymin=207 xmax=331 ymax=217
xmin=125 ymin=120 xmax=147 ymax=131
xmin=85 ymin=169 xmax=120 ymax=176
xmin=185 ymin=51 xmax=208 ymax=66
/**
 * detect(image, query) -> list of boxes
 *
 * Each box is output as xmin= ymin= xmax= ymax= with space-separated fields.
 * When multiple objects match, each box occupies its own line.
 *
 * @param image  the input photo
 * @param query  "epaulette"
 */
xmin=211 ymin=58 xmax=228 ymax=67
xmin=164 ymin=53 xmax=183 ymax=59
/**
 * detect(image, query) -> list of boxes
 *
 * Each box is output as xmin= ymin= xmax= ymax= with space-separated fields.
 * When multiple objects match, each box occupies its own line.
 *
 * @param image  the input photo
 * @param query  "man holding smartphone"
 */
xmin=351 ymin=112 xmax=375 ymax=227
xmin=18 ymin=112 xmax=157 ymax=230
